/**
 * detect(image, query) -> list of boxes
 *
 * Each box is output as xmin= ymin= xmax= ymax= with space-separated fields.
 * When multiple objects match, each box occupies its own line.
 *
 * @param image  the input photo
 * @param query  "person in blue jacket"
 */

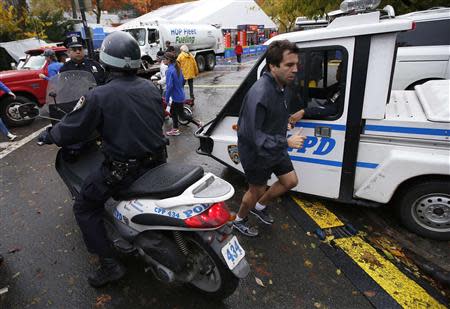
xmin=164 ymin=52 xmax=185 ymax=136
xmin=0 ymin=81 xmax=17 ymax=141
xmin=39 ymin=49 xmax=63 ymax=80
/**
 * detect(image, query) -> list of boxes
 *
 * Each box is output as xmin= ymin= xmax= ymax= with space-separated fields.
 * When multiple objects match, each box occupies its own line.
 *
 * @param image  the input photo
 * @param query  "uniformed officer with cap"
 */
xmin=38 ymin=31 xmax=167 ymax=287
xmin=60 ymin=36 xmax=105 ymax=85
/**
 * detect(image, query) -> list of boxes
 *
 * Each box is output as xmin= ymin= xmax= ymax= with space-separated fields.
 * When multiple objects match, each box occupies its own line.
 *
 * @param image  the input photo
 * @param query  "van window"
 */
xmin=125 ymin=28 xmax=146 ymax=46
xmin=290 ymin=48 xmax=347 ymax=120
xmin=148 ymin=29 xmax=159 ymax=44
xmin=397 ymin=19 xmax=450 ymax=47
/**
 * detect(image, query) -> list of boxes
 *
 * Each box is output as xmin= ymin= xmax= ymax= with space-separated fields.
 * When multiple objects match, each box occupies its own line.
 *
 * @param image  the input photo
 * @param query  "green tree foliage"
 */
xmin=258 ymin=0 xmax=450 ymax=32
xmin=257 ymin=0 xmax=303 ymax=32
xmin=0 ymin=5 xmax=48 ymax=42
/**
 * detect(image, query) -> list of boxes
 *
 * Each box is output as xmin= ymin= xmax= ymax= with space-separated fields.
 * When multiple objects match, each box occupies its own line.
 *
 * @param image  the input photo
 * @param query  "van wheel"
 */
xmin=1 ymin=95 xmax=35 ymax=127
xmin=196 ymin=55 xmax=206 ymax=72
xmin=397 ymin=181 xmax=450 ymax=240
xmin=205 ymin=53 xmax=216 ymax=71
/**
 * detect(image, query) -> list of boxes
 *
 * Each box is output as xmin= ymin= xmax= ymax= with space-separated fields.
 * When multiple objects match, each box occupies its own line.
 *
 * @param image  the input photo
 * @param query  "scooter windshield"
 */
xmin=46 ymin=70 xmax=97 ymax=106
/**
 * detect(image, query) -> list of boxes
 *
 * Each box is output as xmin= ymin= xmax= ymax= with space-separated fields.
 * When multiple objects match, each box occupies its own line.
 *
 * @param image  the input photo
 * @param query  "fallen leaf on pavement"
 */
xmin=12 ymin=272 xmax=20 ymax=279
xmin=310 ymin=243 xmax=316 ymax=249
xmin=8 ymin=247 xmax=21 ymax=254
xmin=363 ymin=290 xmax=376 ymax=297
xmin=304 ymin=259 xmax=313 ymax=269
xmin=255 ymin=277 xmax=266 ymax=288
xmin=314 ymin=302 xmax=322 ymax=308
xmin=95 ymin=294 xmax=112 ymax=308
xmin=336 ymin=269 xmax=341 ymax=275
xmin=281 ymin=223 xmax=289 ymax=230
xmin=269 ymin=279 xmax=273 ymax=285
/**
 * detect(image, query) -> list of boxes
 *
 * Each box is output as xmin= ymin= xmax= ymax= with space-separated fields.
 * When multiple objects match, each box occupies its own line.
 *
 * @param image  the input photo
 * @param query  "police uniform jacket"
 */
xmin=48 ymin=75 xmax=166 ymax=161
xmin=237 ymin=72 xmax=292 ymax=169
xmin=60 ymin=58 xmax=106 ymax=85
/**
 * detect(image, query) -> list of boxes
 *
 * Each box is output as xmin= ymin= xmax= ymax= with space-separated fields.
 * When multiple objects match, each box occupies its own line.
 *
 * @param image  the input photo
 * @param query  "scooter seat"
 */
xmin=116 ymin=163 xmax=204 ymax=200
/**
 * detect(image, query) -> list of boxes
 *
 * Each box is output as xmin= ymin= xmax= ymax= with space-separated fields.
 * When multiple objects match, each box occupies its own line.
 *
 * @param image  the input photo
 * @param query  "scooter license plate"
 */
xmin=221 ymin=236 xmax=245 ymax=270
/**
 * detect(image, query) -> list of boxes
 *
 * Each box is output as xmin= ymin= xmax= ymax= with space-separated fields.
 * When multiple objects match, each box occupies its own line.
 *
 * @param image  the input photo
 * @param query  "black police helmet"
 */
xmin=99 ymin=31 xmax=141 ymax=71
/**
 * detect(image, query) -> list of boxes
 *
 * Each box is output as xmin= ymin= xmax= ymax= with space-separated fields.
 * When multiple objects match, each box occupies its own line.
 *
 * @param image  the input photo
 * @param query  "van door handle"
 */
xmin=314 ymin=126 xmax=332 ymax=138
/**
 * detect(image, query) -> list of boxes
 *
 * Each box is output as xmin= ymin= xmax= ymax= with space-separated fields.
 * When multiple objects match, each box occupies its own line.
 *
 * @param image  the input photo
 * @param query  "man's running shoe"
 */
xmin=233 ymin=218 xmax=259 ymax=237
xmin=250 ymin=208 xmax=274 ymax=225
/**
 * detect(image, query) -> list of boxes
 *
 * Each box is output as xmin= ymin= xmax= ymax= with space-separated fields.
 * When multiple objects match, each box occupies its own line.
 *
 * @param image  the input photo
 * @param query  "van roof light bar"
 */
xmin=340 ymin=0 xmax=381 ymax=13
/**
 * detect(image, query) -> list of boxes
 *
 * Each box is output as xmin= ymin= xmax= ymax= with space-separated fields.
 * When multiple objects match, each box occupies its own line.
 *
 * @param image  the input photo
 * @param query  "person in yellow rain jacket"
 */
xmin=177 ymin=45 xmax=199 ymax=102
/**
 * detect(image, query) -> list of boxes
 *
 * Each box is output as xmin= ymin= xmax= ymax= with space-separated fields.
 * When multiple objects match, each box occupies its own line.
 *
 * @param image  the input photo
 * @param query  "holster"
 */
xmin=104 ymin=148 xmax=167 ymax=186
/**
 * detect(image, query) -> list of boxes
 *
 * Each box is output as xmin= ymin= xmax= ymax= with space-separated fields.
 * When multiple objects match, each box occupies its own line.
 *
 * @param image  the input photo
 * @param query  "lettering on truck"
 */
xmin=170 ymin=28 xmax=197 ymax=44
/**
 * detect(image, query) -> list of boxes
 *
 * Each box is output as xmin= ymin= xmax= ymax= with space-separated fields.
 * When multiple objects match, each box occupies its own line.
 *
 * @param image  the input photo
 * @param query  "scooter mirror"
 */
xmin=49 ymin=91 xmax=57 ymax=98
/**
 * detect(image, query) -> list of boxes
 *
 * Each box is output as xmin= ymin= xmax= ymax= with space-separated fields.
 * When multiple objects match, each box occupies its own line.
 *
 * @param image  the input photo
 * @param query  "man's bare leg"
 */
xmin=258 ymin=171 xmax=298 ymax=206
xmin=237 ymin=184 xmax=267 ymax=219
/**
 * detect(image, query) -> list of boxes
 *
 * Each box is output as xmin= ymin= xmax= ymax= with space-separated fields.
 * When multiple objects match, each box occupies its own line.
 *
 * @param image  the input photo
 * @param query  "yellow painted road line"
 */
xmin=291 ymin=196 xmax=344 ymax=229
xmin=335 ymin=236 xmax=445 ymax=309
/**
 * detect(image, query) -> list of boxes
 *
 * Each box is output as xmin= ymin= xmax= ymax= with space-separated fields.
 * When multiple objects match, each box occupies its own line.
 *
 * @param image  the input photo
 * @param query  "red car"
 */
xmin=0 ymin=46 xmax=67 ymax=126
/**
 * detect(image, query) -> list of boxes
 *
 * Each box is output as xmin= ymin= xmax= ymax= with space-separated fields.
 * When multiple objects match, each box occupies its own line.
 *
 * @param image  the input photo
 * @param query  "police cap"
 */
xmin=65 ymin=36 xmax=84 ymax=48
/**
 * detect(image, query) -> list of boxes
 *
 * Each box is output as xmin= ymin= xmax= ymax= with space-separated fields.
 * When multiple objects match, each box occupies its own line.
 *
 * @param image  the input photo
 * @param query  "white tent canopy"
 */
xmin=0 ymin=38 xmax=52 ymax=62
xmin=116 ymin=0 xmax=277 ymax=30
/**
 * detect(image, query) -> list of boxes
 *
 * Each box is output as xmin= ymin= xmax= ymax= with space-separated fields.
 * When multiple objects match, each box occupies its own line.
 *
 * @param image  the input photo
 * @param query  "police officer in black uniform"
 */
xmin=38 ymin=31 xmax=167 ymax=287
xmin=60 ymin=36 xmax=106 ymax=85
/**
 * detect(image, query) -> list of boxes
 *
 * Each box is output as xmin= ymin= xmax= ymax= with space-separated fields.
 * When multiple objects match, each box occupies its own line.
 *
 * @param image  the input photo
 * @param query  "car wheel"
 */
xmin=397 ymin=180 xmax=450 ymax=240
xmin=1 ymin=95 xmax=35 ymax=127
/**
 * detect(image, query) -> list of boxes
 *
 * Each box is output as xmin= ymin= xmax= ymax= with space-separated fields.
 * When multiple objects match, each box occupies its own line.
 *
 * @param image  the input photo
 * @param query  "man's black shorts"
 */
xmin=243 ymin=153 xmax=294 ymax=185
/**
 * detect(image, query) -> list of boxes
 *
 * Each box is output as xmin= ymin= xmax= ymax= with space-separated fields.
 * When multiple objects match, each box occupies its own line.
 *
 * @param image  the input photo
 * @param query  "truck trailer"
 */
xmin=121 ymin=21 xmax=225 ymax=72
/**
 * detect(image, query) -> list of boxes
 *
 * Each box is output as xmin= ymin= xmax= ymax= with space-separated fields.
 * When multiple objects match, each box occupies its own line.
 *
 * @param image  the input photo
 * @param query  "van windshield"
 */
xmin=125 ymin=28 xmax=146 ymax=46
xmin=22 ymin=55 xmax=46 ymax=70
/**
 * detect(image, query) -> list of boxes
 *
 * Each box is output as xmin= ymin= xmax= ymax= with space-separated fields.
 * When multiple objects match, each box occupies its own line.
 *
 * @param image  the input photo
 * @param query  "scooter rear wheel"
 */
xmin=185 ymin=234 xmax=239 ymax=299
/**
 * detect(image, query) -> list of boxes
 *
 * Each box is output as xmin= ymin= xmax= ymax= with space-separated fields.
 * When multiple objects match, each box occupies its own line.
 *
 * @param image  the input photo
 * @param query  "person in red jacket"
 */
xmin=234 ymin=41 xmax=243 ymax=64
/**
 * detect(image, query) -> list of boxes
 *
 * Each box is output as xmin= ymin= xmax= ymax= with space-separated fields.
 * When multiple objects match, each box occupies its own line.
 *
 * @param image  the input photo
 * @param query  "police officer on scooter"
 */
xmin=38 ymin=31 xmax=167 ymax=287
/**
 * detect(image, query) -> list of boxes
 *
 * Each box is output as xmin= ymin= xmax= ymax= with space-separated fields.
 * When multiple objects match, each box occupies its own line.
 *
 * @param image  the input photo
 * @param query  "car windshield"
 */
xmin=125 ymin=28 xmax=146 ymax=46
xmin=21 ymin=54 xmax=46 ymax=70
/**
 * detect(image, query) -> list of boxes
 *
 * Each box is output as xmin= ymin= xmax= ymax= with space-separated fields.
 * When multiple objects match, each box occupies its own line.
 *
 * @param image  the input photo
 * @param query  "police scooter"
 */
xmin=24 ymin=71 xmax=250 ymax=299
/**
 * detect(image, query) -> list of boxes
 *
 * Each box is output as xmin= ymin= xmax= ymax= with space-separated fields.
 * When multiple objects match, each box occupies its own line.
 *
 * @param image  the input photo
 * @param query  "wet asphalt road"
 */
xmin=0 ymin=57 xmax=448 ymax=308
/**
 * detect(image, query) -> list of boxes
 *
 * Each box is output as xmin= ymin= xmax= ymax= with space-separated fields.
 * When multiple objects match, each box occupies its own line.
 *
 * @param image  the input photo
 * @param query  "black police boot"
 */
xmin=88 ymin=257 xmax=126 ymax=288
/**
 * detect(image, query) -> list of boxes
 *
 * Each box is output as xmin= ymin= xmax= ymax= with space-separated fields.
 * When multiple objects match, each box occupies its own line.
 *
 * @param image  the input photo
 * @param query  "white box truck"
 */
xmin=195 ymin=1 xmax=450 ymax=240
xmin=121 ymin=21 xmax=224 ymax=72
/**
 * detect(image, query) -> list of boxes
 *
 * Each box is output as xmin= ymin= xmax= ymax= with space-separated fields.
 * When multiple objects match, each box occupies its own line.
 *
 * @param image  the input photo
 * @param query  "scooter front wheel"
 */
xmin=185 ymin=234 xmax=239 ymax=299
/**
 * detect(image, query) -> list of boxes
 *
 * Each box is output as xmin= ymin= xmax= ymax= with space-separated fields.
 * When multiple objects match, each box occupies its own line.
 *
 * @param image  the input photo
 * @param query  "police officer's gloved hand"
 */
xmin=37 ymin=128 xmax=54 ymax=146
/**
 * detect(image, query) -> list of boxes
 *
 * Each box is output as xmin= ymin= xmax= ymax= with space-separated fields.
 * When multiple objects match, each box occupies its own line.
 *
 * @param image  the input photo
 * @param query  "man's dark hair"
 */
xmin=266 ymin=40 xmax=299 ymax=72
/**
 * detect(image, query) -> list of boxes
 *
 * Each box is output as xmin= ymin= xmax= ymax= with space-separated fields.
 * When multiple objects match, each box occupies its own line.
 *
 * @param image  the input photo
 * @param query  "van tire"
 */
xmin=1 ymin=95 xmax=35 ymax=127
xmin=205 ymin=53 xmax=216 ymax=71
xmin=396 ymin=181 xmax=450 ymax=240
xmin=196 ymin=54 xmax=206 ymax=72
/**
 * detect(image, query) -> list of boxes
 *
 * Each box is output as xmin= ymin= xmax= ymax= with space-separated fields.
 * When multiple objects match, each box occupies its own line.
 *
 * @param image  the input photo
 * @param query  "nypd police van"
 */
xmin=195 ymin=0 xmax=450 ymax=240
